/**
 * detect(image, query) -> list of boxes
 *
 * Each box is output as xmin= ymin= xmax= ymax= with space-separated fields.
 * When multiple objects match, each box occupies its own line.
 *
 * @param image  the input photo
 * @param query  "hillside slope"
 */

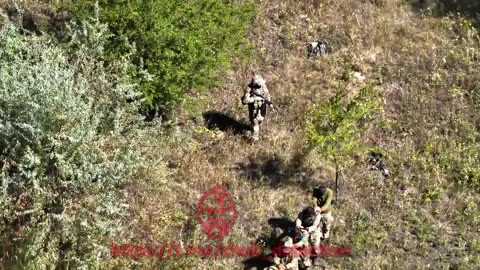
xmin=1 ymin=0 xmax=479 ymax=269
xmin=138 ymin=1 xmax=480 ymax=269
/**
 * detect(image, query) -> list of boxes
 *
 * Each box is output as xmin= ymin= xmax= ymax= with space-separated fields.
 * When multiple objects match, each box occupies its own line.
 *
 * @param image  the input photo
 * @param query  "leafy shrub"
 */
xmin=306 ymin=85 xmax=383 ymax=197
xmin=0 ymin=14 xmax=142 ymax=268
xmin=66 ymin=0 xmax=257 ymax=112
xmin=306 ymin=85 xmax=384 ymax=160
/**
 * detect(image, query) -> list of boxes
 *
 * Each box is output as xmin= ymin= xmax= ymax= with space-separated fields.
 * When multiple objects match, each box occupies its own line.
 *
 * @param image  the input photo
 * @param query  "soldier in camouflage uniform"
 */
xmin=265 ymin=227 xmax=312 ymax=270
xmin=305 ymin=186 xmax=334 ymax=266
xmin=265 ymin=228 xmax=302 ymax=270
xmin=242 ymin=73 xmax=273 ymax=141
xmin=295 ymin=206 xmax=322 ymax=254
xmin=312 ymin=185 xmax=334 ymax=241
xmin=265 ymin=245 xmax=299 ymax=270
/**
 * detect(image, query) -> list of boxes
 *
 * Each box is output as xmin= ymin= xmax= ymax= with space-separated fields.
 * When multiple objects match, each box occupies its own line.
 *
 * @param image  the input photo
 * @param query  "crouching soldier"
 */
xmin=266 ymin=227 xmax=312 ymax=270
xmin=266 ymin=244 xmax=299 ymax=270
xmin=242 ymin=73 xmax=273 ymax=141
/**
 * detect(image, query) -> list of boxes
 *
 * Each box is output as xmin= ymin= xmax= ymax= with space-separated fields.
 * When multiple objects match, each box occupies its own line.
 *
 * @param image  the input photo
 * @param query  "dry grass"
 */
xmin=2 ymin=0 xmax=479 ymax=269
xmin=140 ymin=0 xmax=480 ymax=269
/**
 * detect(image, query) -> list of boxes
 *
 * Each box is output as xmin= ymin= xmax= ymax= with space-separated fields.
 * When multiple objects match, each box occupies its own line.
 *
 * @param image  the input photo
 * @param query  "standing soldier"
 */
xmin=242 ymin=73 xmax=273 ymax=141
xmin=298 ymin=186 xmax=334 ymax=266
xmin=295 ymin=206 xmax=322 ymax=255
xmin=312 ymin=185 xmax=334 ymax=240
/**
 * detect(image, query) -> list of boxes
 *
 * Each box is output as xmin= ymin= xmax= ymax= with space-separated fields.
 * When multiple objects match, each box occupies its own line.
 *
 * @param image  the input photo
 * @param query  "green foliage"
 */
xmin=423 ymin=187 xmax=443 ymax=203
xmin=407 ymin=213 xmax=435 ymax=246
xmin=351 ymin=211 xmax=384 ymax=252
xmin=372 ymin=0 xmax=387 ymax=7
xmin=66 ymin=0 xmax=256 ymax=111
xmin=385 ymin=17 xmax=480 ymax=190
xmin=306 ymin=85 xmax=384 ymax=162
xmin=0 ymin=14 xmax=143 ymax=268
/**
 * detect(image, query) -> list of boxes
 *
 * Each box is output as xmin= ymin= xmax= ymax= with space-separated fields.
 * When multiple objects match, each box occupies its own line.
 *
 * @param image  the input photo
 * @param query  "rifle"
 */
xmin=334 ymin=157 xmax=339 ymax=203
xmin=250 ymin=87 xmax=282 ymax=113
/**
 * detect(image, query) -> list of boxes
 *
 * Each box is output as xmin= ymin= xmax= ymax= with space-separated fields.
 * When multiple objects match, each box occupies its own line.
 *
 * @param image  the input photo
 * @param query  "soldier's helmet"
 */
xmin=313 ymin=185 xmax=327 ymax=198
xmin=251 ymin=73 xmax=266 ymax=87
xmin=300 ymin=206 xmax=316 ymax=227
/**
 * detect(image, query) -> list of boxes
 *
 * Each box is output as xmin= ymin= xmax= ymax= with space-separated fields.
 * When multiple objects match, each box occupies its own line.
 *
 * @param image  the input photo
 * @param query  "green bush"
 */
xmin=0 ymin=14 xmax=142 ymax=268
xmin=66 ymin=0 xmax=256 ymax=112
xmin=306 ymin=85 xmax=384 ymax=196
xmin=306 ymin=85 xmax=383 ymax=160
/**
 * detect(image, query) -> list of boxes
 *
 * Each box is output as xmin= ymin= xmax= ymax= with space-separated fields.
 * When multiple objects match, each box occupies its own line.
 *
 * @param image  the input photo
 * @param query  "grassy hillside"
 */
xmin=1 ymin=0 xmax=480 ymax=269
xmin=151 ymin=1 xmax=480 ymax=269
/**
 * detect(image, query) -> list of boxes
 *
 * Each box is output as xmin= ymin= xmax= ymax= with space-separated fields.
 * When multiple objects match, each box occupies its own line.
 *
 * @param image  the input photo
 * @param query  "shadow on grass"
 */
xmin=203 ymin=111 xmax=251 ymax=135
xmin=242 ymin=217 xmax=296 ymax=270
xmin=268 ymin=218 xmax=295 ymax=232
xmin=234 ymin=148 xmax=317 ymax=188
xmin=412 ymin=0 xmax=480 ymax=27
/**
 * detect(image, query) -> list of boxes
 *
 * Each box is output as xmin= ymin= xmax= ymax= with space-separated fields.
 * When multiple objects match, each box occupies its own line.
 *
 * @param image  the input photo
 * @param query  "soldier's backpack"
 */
xmin=307 ymin=40 xmax=329 ymax=59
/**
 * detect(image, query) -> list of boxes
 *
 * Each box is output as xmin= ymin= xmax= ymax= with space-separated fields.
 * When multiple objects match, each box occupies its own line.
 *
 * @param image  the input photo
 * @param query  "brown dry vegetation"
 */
xmin=120 ymin=1 xmax=480 ymax=269
xmin=2 ymin=0 xmax=480 ymax=269
xmin=115 ymin=0 xmax=480 ymax=269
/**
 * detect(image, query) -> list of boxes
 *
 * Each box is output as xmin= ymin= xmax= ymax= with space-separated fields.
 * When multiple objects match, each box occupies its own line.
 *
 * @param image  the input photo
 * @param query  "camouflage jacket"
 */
xmin=295 ymin=212 xmax=321 ymax=233
xmin=242 ymin=83 xmax=271 ymax=108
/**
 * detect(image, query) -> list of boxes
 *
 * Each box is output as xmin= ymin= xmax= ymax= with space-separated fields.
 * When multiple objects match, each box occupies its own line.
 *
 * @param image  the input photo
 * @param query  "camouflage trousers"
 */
xmin=265 ymin=255 xmax=299 ymax=270
xmin=304 ymin=212 xmax=334 ymax=254
xmin=264 ymin=264 xmax=298 ymax=270
xmin=320 ymin=211 xmax=333 ymax=239
xmin=249 ymin=102 xmax=267 ymax=140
